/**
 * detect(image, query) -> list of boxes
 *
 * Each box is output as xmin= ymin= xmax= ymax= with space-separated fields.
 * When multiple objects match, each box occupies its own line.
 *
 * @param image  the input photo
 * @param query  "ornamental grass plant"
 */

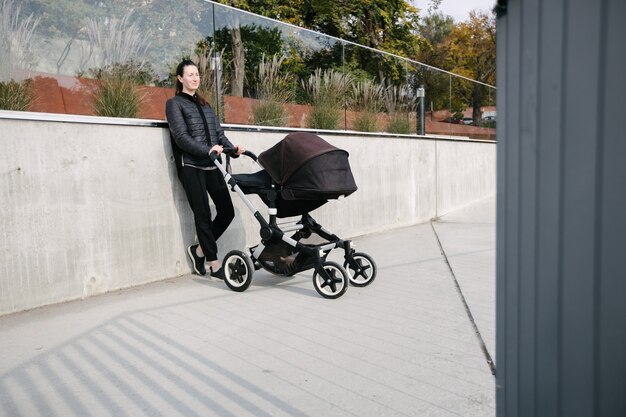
xmin=0 ymin=79 xmax=33 ymax=111
xmin=0 ymin=0 xmax=38 ymax=111
xmin=90 ymin=63 xmax=147 ymax=118
xmin=302 ymin=68 xmax=352 ymax=130
xmin=350 ymin=79 xmax=384 ymax=132
xmin=92 ymin=73 xmax=142 ymax=118
xmin=253 ymin=54 xmax=294 ymax=126
xmin=384 ymin=83 xmax=417 ymax=134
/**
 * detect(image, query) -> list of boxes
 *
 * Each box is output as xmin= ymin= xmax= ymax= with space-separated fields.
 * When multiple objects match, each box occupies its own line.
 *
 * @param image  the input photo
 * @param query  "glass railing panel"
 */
xmin=2 ymin=0 xmax=496 ymax=138
xmin=2 ymin=0 xmax=215 ymax=119
xmin=343 ymin=43 xmax=416 ymax=134
xmin=406 ymin=62 xmax=428 ymax=135
xmin=211 ymin=2 xmax=344 ymax=128
xmin=381 ymin=58 xmax=415 ymax=135
xmin=450 ymin=76 xmax=496 ymax=140
xmin=416 ymin=68 xmax=454 ymax=136
xmin=281 ymin=26 xmax=344 ymax=130
xmin=479 ymin=83 xmax=497 ymax=140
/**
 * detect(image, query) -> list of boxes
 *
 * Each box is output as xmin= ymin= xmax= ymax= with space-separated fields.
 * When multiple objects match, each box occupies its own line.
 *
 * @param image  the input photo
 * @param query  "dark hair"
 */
xmin=175 ymin=59 xmax=208 ymax=106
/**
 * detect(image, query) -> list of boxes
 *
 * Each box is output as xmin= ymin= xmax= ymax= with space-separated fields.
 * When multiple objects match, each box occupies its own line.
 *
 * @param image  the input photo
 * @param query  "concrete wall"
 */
xmin=0 ymin=114 xmax=495 ymax=315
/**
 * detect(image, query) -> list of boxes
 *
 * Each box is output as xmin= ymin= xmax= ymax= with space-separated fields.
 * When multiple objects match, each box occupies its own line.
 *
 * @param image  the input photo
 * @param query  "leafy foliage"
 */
xmin=431 ymin=11 xmax=496 ymax=119
xmin=206 ymin=24 xmax=285 ymax=94
xmin=216 ymin=0 xmax=423 ymax=95
xmin=414 ymin=12 xmax=455 ymax=111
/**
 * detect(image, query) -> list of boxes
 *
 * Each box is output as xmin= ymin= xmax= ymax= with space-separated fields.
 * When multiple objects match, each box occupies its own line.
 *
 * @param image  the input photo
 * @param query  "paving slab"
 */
xmin=431 ymin=196 xmax=497 ymax=361
xmin=0 ymin=198 xmax=496 ymax=417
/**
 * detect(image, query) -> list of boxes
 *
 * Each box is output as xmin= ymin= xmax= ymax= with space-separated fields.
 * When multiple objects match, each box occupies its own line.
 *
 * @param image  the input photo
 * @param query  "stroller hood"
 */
xmin=257 ymin=132 xmax=358 ymax=200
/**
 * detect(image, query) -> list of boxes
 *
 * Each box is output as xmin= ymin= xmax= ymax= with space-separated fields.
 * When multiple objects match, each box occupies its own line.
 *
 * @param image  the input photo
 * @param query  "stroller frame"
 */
xmin=209 ymin=149 xmax=376 ymax=299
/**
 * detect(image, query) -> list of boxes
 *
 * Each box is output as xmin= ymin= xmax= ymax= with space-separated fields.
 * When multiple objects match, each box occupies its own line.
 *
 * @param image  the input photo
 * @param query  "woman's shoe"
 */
xmin=210 ymin=266 xmax=226 ymax=280
xmin=187 ymin=245 xmax=206 ymax=276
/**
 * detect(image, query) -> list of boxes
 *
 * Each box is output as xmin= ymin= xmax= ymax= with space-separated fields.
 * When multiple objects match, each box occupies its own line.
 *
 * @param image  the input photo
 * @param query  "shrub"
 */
xmin=0 ymin=79 xmax=33 ymax=111
xmin=386 ymin=113 xmax=412 ymax=134
xmin=353 ymin=112 xmax=379 ymax=132
xmin=350 ymin=79 xmax=384 ymax=132
xmin=383 ymin=82 xmax=416 ymax=134
xmin=92 ymin=71 xmax=142 ymax=118
xmin=253 ymin=54 xmax=293 ymax=126
xmin=302 ymin=68 xmax=352 ymax=130
xmin=82 ymin=12 xmax=153 ymax=119
xmin=253 ymin=101 xmax=286 ymax=126
xmin=307 ymin=105 xmax=342 ymax=130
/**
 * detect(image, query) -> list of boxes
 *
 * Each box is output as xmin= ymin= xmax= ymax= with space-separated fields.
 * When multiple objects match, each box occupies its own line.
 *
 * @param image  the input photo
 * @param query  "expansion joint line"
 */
xmin=429 ymin=221 xmax=497 ymax=376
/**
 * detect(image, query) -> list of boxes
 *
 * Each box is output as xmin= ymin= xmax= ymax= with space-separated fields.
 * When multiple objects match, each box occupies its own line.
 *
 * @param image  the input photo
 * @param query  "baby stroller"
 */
xmin=211 ymin=132 xmax=377 ymax=299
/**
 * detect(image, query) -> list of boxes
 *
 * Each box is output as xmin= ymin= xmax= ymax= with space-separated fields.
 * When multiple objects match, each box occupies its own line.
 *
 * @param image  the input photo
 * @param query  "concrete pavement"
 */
xmin=0 ymin=196 xmax=496 ymax=417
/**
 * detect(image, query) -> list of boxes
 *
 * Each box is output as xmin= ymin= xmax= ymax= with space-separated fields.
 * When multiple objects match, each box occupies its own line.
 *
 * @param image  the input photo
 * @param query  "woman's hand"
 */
xmin=209 ymin=144 xmax=224 ymax=156
xmin=235 ymin=145 xmax=245 ymax=155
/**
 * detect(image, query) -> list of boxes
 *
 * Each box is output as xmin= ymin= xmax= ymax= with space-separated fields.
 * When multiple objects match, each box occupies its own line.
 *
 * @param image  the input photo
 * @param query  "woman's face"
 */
xmin=178 ymin=65 xmax=200 ymax=94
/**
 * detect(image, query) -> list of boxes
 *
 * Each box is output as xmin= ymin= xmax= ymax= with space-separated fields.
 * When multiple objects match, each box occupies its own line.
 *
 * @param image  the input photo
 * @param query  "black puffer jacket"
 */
xmin=165 ymin=92 xmax=234 ymax=168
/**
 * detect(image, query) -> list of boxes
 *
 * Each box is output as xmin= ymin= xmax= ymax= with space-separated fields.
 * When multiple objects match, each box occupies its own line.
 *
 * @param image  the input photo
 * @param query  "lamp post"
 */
xmin=416 ymin=85 xmax=425 ymax=135
xmin=211 ymin=53 xmax=223 ymax=119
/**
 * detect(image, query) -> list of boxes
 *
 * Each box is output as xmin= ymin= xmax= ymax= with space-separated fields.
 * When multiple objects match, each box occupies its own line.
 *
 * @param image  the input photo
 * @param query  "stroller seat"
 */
xmin=232 ymin=170 xmax=272 ymax=195
xmin=233 ymin=169 xmax=328 ymax=217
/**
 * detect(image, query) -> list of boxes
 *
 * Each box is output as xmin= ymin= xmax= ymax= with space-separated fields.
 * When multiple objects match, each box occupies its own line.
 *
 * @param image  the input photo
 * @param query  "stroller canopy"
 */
xmin=257 ymin=132 xmax=358 ymax=201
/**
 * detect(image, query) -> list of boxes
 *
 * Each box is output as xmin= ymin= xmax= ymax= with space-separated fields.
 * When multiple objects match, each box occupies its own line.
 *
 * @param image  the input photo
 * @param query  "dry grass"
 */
xmin=0 ymin=79 xmax=33 ymax=111
xmin=253 ymin=54 xmax=293 ymax=126
xmin=302 ymin=68 xmax=352 ymax=130
xmin=350 ymin=79 xmax=384 ymax=132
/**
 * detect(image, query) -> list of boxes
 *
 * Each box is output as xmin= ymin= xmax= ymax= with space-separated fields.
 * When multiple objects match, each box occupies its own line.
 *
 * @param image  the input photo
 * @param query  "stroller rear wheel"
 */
xmin=343 ymin=252 xmax=377 ymax=287
xmin=223 ymin=250 xmax=254 ymax=292
xmin=312 ymin=261 xmax=349 ymax=299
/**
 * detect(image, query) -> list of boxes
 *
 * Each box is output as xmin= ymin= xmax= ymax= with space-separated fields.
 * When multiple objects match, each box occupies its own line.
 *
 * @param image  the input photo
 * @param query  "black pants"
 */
xmin=178 ymin=166 xmax=234 ymax=262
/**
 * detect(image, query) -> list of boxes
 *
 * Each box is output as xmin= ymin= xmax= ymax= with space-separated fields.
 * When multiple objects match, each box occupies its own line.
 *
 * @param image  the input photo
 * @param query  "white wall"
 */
xmin=0 ymin=115 xmax=495 ymax=315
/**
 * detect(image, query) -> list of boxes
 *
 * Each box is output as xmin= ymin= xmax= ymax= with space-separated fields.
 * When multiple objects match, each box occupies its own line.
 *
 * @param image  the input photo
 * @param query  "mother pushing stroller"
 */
xmin=166 ymin=59 xmax=245 ymax=279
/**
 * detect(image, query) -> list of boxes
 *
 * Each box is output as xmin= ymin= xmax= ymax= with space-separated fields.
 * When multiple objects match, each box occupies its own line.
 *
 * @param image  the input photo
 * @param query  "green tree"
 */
xmin=440 ymin=11 xmax=496 ymax=123
xmin=414 ymin=12 xmax=455 ymax=112
xmin=203 ymin=24 xmax=284 ymax=97
xmin=219 ymin=0 xmax=421 ymax=85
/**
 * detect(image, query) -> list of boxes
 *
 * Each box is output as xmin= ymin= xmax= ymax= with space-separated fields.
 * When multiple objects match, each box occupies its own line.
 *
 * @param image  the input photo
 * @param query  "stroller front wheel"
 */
xmin=344 ymin=252 xmax=377 ymax=287
xmin=223 ymin=250 xmax=254 ymax=292
xmin=312 ymin=261 xmax=349 ymax=299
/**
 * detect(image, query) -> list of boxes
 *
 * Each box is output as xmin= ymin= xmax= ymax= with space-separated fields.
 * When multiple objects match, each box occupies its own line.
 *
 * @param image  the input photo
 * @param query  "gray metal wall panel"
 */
xmin=502 ymin=1 xmax=522 ymax=415
xmin=598 ymin=1 xmax=626 ymax=415
xmin=495 ymin=9 xmax=508 ymax=417
xmin=518 ymin=1 xmax=539 ymax=415
xmin=535 ymin=0 xmax=565 ymax=415
xmin=497 ymin=0 xmax=626 ymax=416
xmin=560 ymin=1 xmax=602 ymax=415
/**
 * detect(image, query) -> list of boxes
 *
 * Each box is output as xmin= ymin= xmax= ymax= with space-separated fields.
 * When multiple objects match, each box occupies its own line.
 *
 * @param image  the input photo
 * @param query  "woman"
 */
xmin=166 ymin=59 xmax=245 ymax=279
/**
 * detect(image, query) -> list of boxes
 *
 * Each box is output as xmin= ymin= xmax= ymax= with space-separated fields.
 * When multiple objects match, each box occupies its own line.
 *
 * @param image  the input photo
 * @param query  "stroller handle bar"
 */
xmin=210 ymin=147 xmax=258 ymax=162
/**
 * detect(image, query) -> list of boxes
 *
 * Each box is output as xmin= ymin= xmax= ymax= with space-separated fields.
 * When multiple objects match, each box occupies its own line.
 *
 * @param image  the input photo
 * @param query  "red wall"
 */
xmin=27 ymin=74 xmax=495 ymax=140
